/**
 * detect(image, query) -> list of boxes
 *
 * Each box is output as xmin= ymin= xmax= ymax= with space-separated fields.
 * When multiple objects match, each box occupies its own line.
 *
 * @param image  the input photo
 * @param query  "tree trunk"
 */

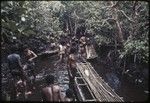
xmin=132 ymin=1 xmax=138 ymax=39
xmin=74 ymin=19 xmax=77 ymax=35
xmin=116 ymin=20 xmax=123 ymax=44
xmin=69 ymin=17 xmax=73 ymax=35
xmin=110 ymin=1 xmax=124 ymax=44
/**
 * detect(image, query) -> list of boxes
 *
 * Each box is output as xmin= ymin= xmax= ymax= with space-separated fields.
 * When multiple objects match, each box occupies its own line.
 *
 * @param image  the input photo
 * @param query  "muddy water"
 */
xmin=1 ymin=54 xmax=70 ymax=101
xmin=1 ymin=52 xmax=148 ymax=101
xmin=89 ymin=58 xmax=149 ymax=102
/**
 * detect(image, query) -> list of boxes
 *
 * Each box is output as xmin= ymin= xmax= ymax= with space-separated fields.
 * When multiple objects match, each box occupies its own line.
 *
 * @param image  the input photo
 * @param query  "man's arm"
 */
xmin=17 ymin=55 xmax=24 ymax=73
xmin=67 ymin=56 xmax=73 ymax=77
xmin=41 ymin=89 xmax=46 ymax=101
xmin=29 ymin=51 xmax=38 ymax=61
xmin=58 ymin=87 xmax=64 ymax=101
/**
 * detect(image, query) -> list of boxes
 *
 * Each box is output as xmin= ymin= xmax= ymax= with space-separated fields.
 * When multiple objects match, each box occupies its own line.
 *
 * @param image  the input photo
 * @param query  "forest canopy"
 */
xmin=1 ymin=1 xmax=149 ymax=64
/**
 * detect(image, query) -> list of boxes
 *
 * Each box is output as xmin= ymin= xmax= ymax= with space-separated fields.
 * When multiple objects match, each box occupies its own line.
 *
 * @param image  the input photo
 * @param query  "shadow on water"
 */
xmin=88 ymin=58 xmax=149 ymax=102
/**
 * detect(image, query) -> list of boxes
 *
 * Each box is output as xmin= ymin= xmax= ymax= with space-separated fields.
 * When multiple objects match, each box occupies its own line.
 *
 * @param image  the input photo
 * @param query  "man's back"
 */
xmin=42 ymin=85 xmax=62 ymax=101
xmin=59 ymin=44 xmax=66 ymax=54
xmin=7 ymin=53 xmax=21 ymax=70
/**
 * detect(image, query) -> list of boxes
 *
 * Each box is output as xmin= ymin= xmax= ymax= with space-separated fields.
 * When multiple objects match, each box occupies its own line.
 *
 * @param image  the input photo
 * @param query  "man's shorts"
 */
xmin=11 ymin=70 xmax=26 ymax=81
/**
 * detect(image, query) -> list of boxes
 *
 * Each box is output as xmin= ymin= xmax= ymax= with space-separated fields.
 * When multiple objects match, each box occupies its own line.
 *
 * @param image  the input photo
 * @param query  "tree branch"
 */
xmin=117 ymin=10 xmax=135 ymax=22
xmin=133 ymin=1 xmax=138 ymax=14
xmin=101 ymin=18 xmax=116 ymax=26
xmin=111 ymin=1 xmax=119 ymax=8
xmin=101 ymin=1 xmax=119 ymax=10
xmin=73 ymin=10 xmax=79 ymax=19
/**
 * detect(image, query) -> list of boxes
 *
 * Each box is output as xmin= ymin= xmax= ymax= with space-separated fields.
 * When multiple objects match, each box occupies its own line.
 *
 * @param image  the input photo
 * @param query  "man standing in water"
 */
xmin=7 ymin=45 xmax=29 ymax=100
xmin=23 ymin=45 xmax=38 ymax=83
xmin=67 ymin=46 xmax=77 ymax=88
xmin=59 ymin=40 xmax=66 ymax=63
xmin=41 ymin=75 xmax=63 ymax=102
xmin=79 ymin=34 xmax=87 ymax=59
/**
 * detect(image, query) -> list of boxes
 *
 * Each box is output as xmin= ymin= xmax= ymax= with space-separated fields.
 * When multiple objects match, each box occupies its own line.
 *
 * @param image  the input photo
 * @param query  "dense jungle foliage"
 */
xmin=1 ymin=1 xmax=149 ymax=83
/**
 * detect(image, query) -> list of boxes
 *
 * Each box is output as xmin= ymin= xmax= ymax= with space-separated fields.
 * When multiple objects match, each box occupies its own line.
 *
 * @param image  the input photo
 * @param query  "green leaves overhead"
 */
xmin=119 ymin=39 xmax=149 ymax=63
xmin=23 ymin=30 xmax=36 ymax=35
xmin=1 ymin=1 xmax=149 ymax=65
xmin=1 ymin=19 xmax=17 ymax=32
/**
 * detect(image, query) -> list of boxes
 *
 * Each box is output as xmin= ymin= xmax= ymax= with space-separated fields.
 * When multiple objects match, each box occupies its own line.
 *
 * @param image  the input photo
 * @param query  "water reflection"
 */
xmin=105 ymin=72 xmax=121 ymax=91
xmin=89 ymin=59 xmax=149 ymax=102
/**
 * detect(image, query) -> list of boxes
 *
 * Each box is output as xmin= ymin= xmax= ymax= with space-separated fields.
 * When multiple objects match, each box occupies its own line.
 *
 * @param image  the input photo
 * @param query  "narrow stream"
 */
xmin=1 ymin=51 xmax=148 ymax=101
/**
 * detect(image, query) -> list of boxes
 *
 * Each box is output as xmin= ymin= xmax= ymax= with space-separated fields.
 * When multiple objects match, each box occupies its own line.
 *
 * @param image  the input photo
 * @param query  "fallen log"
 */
xmin=37 ymin=49 xmax=59 ymax=57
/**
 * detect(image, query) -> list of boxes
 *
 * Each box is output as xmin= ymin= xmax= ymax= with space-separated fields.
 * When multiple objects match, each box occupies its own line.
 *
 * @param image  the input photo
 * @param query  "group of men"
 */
xmin=6 ymin=33 xmax=91 ymax=101
xmin=7 ymin=45 xmax=38 ymax=100
xmin=6 ymin=44 xmax=75 ymax=101
xmin=58 ymin=34 xmax=93 ymax=87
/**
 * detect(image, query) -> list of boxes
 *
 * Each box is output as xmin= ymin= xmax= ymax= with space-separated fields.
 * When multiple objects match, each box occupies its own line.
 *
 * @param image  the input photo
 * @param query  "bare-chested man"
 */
xmin=59 ymin=41 xmax=66 ymax=62
xmin=79 ymin=35 xmax=86 ymax=46
xmin=41 ymin=75 xmax=63 ymax=102
xmin=67 ymin=47 xmax=77 ymax=87
xmin=23 ymin=45 xmax=37 ymax=82
xmin=79 ymin=35 xmax=87 ymax=59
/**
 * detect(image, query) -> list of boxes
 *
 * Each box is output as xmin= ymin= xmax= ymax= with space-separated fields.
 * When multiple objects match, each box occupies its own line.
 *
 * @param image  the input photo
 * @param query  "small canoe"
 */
xmin=74 ymin=70 xmax=96 ymax=101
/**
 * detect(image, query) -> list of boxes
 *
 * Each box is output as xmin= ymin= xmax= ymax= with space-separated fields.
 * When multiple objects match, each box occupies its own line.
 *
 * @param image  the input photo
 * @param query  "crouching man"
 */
xmin=41 ymin=75 xmax=63 ymax=102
